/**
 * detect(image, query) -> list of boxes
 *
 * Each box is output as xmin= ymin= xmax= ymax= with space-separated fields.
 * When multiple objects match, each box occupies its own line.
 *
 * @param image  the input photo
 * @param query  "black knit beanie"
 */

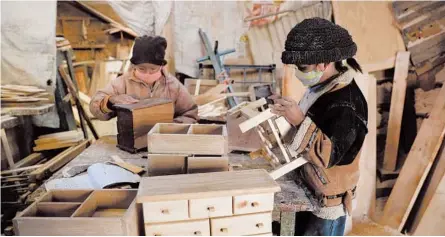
xmin=130 ymin=35 xmax=167 ymax=66
xmin=281 ymin=17 xmax=357 ymax=65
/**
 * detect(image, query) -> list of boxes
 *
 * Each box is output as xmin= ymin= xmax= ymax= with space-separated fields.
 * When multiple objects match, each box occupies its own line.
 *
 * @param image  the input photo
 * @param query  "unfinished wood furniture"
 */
xmin=147 ymin=153 xmax=229 ymax=176
xmin=114 ymin=98 xmax=174 ymax=153
xmin=238 ymin=98 xmax=307 ymax=180
xmin=137 ymin=169 xmax=280 ymax=236
xmin=146 ymin=123 xmax=229 ymax=176
xmin=147 ymin=123 xmax=228 ymax=155
xmin=13 ymin=189 xmax=141 ymax=236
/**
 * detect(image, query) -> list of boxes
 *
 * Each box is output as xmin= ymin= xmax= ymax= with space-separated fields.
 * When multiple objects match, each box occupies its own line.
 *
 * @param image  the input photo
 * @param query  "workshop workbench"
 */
xmin=29 ymin=135 xmax=313 ymax=235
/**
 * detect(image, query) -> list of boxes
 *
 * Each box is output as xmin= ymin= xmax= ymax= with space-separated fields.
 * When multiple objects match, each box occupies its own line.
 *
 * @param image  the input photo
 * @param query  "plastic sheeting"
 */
xmin=1 ymin=1 xmax=57 ymax=89
xmin=1 ymin=1 xmax=60 ymax=128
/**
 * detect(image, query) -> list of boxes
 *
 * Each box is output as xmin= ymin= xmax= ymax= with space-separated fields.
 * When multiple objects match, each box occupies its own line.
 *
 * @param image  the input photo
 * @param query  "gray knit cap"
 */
xmin=281 ymin=17 xmax=357 ymax=65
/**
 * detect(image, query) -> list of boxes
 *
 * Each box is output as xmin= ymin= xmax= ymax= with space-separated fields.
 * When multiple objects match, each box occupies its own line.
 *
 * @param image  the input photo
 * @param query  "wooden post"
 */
xmin=383 ymin=51 xmax=410 ymax=171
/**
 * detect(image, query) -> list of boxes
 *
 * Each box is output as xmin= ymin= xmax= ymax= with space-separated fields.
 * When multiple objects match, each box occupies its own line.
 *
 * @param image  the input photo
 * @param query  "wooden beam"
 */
xmin=0 ymin=164 xmax=43 ymax=176
xmin=0 ymin=128 xmax=16 ymax=170
xmin=14 ymin=153 xmax=44 ymax=169
xmin=410 ymin=141 xmax=445 ymax=234
xmin=380 ymin=84 xmax=445 ymax=230
xmin=29 ymin=140 xmax=90 ymax=181
xmin=383 ymin=52 xmax=410 ymax=171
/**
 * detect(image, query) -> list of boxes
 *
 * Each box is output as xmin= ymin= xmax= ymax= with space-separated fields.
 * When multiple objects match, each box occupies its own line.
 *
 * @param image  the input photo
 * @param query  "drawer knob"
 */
xmin=154 ymin=234 xmax=161 ymax=236
xmin=220 ymin=228 xmax=228 ymax=233
xmin=194 ymin=231 xmax=202 ymax=236
xmin=161 ymin=209 xmax=169 ymax=214
xmin=256 ymin=223 xmax=264 ymax=228
xmin=207 ymin=206 xmax=215 ymax=212
xmin=251 ymin=202 xmax=260 ymax=207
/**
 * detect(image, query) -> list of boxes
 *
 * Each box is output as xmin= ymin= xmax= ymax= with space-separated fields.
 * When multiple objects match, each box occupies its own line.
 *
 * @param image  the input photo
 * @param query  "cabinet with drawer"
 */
xmin=137 ymin=169 xmax=281 ymax=236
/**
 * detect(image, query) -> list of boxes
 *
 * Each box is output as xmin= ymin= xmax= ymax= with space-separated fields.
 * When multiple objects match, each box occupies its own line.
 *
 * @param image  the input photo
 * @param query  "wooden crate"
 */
xmin=13 ymin=189 xmax=142 ymax=236
xmin=147 ymin=123 xmax=228 ymax=155
xmin=114 ymin=98 xmax=174 ymax=153
xmin=137 ymin=169 xmax=280 ymax=236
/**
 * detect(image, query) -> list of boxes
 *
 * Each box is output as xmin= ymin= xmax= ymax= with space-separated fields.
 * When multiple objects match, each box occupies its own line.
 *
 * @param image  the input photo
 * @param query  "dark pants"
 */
xmin=294 ymin=211 xmax=346 ymax=236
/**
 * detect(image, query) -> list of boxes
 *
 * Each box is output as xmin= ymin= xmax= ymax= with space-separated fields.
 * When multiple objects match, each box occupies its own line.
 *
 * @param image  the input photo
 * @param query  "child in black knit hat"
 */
xmin=269 ymin=17 xmax=368 ymax=236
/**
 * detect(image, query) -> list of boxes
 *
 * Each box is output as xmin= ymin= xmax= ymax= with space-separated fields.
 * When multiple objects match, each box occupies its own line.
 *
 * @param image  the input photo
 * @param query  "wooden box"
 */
xmin=114 ymin=98 xmax=174 ymax=153
xmin=147 ymin=154 xmax=229 ymax=176
xmin=147 ymin=123 xmax=228 ymax=155
xmin=13 ymin=189 xmax=142 ymax=236
xmin=137 ymin=169 xmax=280 ymax=236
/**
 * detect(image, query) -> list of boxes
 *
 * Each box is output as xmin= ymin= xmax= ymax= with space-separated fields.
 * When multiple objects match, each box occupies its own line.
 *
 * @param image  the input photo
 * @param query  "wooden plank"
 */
xmin=136 ymin=169 xmax=281 ymax=203
xmin=14 ymin=153 xmax=44 ymax=169
xmin=184 ymin=79 xmax=218 ymax=95
xmin=109 ymin=155 xmax=144 ymax=174
xmin=412 ymin=175 xmax=445 ymax=236
xmin=383 ymin=52 xmax=410 ymax=171
xmin=239 ymin=109 xmax=275 ymax=133
xmin=0 ymin=164 xmax=43 ymax=176
xmin=187 ymin=156 xmax=229 ymax=173
xmin=1 ymin=128 xmax=16 ymax=169
xmin=380 ymin=84 xmax=445 ymax=230
xmin=410 ymin=141 xmax=445 ymax=234
xmin=332 ymin=1 xmax=406 ymax=72
xmin=408 ymin=30 xmax=445 ymax=66
xmin=29 ymin=140 xmax=90 ymax=181
xmin=33 ymin=141 xmax=81 ymax=152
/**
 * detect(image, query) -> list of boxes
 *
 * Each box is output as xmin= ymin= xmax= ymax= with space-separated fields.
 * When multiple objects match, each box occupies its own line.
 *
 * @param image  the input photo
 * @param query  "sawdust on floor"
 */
xmin=349 ymin=217 xmax=403 ymax=236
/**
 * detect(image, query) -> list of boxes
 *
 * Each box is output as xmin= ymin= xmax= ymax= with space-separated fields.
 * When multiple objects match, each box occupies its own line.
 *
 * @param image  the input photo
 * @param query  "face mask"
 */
xmin=294 ymin=68 xmax=324 ymax=87
xmin=134 ymin=67 xmax=162 ymax=84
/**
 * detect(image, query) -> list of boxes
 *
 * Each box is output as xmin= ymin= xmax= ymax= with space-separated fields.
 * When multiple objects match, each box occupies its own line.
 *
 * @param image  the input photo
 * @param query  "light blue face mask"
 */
xmin=294 ymin=68 xmax=324 ymax=87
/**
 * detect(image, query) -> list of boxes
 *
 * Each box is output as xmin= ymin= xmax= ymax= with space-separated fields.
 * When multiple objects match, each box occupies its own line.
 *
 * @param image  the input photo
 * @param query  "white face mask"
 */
xmin=294 ymin=68 xmax=324 ymax=87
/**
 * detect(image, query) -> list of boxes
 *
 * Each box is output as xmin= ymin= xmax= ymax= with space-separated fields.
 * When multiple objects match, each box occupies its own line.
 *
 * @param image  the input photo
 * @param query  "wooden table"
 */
xmin=29 ymin=135 xmax=312 ymax=235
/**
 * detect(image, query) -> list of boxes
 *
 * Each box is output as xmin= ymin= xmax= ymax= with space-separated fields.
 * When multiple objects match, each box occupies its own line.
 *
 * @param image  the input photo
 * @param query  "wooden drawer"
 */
xmin=210 ymin=212 xmax=272 ymax=236
xmin=143 ymin=200 xmax=188 ymax=223
xmin=233 ymin=193 xmax=274 ymax=215
xmin=189 ymin=196 xmax=232 ymax=219
xmin=247 ymin=233 xmax=272 ymax=236
xmin=144 ymin=219 xmax=210 ymax=236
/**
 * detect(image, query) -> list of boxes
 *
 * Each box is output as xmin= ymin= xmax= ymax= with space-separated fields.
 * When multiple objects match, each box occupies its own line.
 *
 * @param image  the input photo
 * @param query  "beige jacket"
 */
xmin=90 ymin=69 xmax=198 ymax=123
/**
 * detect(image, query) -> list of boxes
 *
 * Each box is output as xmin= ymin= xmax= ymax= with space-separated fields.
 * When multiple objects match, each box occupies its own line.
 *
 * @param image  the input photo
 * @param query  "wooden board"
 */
xmin=332 ymin=1 xmax=406 ymax=72
xmin=136 ymin=169 xmax=281 ymax=203
xmin=29 ymin=140 xmax=90 ymax=181
xmin=383 ymin=52 xmax=410 ymax=171
xmin=227 ymin=112 xmax=262 ymax=152
xmin=412 ymin=175 xmax=445 ymax=236
xmin=408 ymin=30 xmax=445 ymax=66
xmin=380 ymin=84 xmax=445 ymax=230
xmin=14 ymin=153 xmax=44 ymax=169
xmin=184 ymin=79 xmax=218 ymax=95
xmin=187 ymin=156 xmax=229 ymax=173
xmin=409 ymin=140 xmax=445 ymax=234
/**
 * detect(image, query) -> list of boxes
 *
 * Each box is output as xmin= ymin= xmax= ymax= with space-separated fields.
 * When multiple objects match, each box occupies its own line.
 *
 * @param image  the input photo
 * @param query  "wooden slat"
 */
xmin=408 ymin=30 xmax=445 ymax=66
xmin=14 ymin=153 xmax=44 ymax=169
xmin=137 ymin=169 xmax=281 ymax=203
xmin=412 ymin=175 xmax=445 ymax=235
xmin=0 ymin=164 xmax=43 ymax=176
xmin=1 ymin=128 xmax=16 ymax=169
xmin=380 ymin=84 xmax=445 ymax=230
xmin=29 ymin=140 xmax=90 ymax=181
xmin=332 ymin=1 xmax=406 ymax=72
xmin=383 ymin=52 xmax=410 ymax=171
xmin=410 ymin=141 xmax=445 ymax=234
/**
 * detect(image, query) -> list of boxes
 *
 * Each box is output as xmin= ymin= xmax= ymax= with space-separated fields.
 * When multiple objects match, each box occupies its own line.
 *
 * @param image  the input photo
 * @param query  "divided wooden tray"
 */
xmin=147 ymin=123 xmax=228 ymax=155
xmin=13 ymin=189 xmax=141 ymax=236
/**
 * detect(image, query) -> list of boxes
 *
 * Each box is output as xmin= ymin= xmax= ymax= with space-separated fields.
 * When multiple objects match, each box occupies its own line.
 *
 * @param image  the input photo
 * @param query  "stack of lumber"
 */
xmin=33 ymin=130 xmax=84 ymax=152
xmin=392 ymin=1 xmax=445 ymax=88
xmin=379 ymin=68 xmax=445 ymax=235
xmin=1 ymin=85 xmax=51 ymax=108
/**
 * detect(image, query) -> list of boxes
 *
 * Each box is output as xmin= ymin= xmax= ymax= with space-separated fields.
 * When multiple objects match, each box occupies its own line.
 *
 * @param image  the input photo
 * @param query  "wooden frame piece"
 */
xmin=269 ymin=157 xmax=308 ymax=180
xmin=383 ymin=51 xmax=410 ymax=171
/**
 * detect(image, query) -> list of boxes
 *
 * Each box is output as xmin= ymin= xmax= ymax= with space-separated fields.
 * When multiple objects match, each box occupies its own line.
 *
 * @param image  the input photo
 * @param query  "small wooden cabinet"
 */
xmin=137 ymin=169 xmax=280 ymax=236
xmin=114 ymin=98 xmax=174 ymax=153
xmin=13 ymin=189 xmax=141 ymax=236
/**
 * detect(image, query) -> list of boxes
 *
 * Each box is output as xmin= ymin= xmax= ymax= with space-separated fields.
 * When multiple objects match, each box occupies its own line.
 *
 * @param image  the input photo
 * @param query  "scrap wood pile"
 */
xmin=0 ymin=85 xmax=51 ymax=108
xmin=1 ymin=135 xmax=90 ymax=205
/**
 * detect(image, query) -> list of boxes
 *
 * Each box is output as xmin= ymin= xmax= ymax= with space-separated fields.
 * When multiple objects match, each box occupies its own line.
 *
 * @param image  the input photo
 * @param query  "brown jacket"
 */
xmin=90 ymin=69 xmax=198 ymax=123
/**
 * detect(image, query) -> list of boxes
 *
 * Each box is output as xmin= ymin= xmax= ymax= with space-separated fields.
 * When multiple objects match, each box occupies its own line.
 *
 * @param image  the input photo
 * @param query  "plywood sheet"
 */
xmin=332 ymin=1 xmax=406 ymax=72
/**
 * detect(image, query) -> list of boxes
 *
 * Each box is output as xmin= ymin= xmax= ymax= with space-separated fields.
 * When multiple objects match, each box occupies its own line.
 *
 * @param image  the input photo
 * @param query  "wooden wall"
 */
xmin=56 ymin=1 xmax=133 ymax=62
